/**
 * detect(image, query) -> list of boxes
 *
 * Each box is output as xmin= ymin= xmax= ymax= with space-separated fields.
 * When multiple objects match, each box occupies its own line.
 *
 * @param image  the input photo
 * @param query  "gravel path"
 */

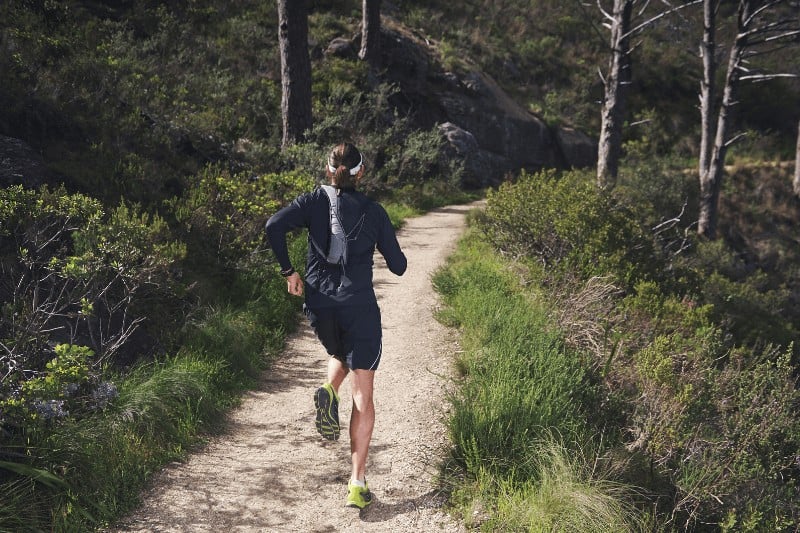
xmin=111 ymin=203 xmax=475 ymax=533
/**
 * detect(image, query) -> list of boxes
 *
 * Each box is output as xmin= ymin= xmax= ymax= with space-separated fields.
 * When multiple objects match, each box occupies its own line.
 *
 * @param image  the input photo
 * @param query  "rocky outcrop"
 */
xmin=438 ymin=122 xmax=511 ymax=188
xmin=340 ymin=19 xmax=598 ymax=187
xmin=0 ymin=135 xmax=57 ymax=189
xmin=555 ymin=127 xmax=597 ymax=170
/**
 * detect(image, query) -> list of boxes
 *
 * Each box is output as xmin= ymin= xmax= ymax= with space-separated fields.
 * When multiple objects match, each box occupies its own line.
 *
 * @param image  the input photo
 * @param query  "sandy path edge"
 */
xmin=110 ymin=203 xmax=477 ymax=533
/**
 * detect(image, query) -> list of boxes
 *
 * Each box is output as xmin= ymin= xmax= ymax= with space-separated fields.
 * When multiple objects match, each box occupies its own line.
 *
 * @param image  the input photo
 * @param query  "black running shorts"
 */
xmin=304 ymin=303 xmax=382 ymax=370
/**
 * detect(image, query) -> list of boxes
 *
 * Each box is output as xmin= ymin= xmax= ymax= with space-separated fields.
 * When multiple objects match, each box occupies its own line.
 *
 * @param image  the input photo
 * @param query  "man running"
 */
xmin=265 ymin=142 xmax=407 ymax=509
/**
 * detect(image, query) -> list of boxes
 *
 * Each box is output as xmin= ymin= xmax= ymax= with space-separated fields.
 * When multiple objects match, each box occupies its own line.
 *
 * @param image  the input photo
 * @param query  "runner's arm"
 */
xmin=265 ymin=194 xmax=312 ymax=273
xmin=375 ymin=206 xmax=407 ymax=276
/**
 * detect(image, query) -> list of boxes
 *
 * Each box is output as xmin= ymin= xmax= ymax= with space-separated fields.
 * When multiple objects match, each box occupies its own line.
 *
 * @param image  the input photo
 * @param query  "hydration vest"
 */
xmin=312 ymin=185 xmax=366 ymax=266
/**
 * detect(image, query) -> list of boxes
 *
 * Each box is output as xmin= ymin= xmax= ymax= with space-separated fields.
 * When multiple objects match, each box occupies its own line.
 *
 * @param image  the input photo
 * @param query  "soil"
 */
xmin=111 ymin=203 xmax=477 ymax=533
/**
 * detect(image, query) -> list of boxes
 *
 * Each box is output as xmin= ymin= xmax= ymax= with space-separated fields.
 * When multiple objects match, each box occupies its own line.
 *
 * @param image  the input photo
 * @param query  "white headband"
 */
xmin=327 ymin=153 xmax=363 ymax=176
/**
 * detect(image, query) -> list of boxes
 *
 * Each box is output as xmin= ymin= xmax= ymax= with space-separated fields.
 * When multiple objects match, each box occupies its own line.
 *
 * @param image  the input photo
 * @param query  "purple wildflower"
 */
xmin=32 ymin=399 xmax=68 ymax=420
xmin=91 ymin=381 xmax=119 ymax=408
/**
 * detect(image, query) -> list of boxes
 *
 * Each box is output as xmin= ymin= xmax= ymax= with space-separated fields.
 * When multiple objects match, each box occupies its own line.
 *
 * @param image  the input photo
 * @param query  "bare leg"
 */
xmin=327 ymin=356 xmax=348 ymax=395
xmin=349 ymin=369 xmax=375 ymax=482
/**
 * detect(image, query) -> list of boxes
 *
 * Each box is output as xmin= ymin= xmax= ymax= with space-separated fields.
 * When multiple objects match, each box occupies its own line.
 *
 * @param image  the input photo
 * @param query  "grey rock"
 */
xmin=348 ymin=19 xmax=596 ymax=187
xmin=0 ymin=135 xmax=55 ymax=189
xmin=555 ymin=127 xmax=597 ymax=170
xmin=325 ymin=37 xmax=355 ymax=58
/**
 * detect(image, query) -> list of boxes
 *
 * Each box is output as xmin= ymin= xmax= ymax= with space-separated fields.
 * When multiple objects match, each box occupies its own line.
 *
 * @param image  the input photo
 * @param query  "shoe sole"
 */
xmin=314 ymin=386 xmax=340 ymax=441
xmin=346 ymin=491 xmax=373 ymax=509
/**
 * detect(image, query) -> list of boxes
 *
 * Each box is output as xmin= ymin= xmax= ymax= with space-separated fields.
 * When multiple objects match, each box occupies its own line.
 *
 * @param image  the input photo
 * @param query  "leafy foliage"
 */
xmin=465 ymin=163 xmax=800 ymax=529
xmin=0 ymin=185 xmax=185 ymax=375
xmin=479 ymin=169 xmax=656 ymax=287
xmin=615 ymin=283 xmax=800 ymax=528
xmin=170 ymin=165 xmax=314 ymax=267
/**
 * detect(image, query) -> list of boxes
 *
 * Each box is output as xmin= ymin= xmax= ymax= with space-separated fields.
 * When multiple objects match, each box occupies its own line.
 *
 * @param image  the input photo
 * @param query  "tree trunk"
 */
xmin=698 ymin=0 xmax=716 ymax=179
xmin=698 ymin=1 xmax=750 ymax=239
xmin=597 ymin=0 xmax=633 ymax=190
xmin=794 ymin=119 xmax=800 ymax=198
xmin=358 ymin=0 xmax=381 ymax=71
xmin=278 ymin=0 xmax=312 ymax=150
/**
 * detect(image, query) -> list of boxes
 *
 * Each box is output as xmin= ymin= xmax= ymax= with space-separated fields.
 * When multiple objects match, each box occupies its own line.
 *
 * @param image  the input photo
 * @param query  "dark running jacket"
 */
xmin=265 ymin=186 xmax=407 ymax=308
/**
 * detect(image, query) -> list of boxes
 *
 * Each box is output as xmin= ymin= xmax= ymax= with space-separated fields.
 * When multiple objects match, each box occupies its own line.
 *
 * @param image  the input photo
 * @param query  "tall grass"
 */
xmin=0 ymin=239 xmax=306 ymax=531
xmin=487 ymin=439 xmax=647 ymax=532
xmin=46 ymin=356 xmax=221 ymax=528
xmin=434 ymin=223 xmax=646 ymax=531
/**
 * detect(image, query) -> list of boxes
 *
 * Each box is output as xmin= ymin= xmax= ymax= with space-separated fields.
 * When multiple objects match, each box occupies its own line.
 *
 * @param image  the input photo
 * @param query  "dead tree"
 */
xmin=794 ymin=118 xmax=800 ymax=198
xmin=278 ymin=0 xmax=313 ymax=149
xmin=597 ymin=0 xmax=701 ymax=190
xmin=597 ymin=0 xmax=634 ymax=190
xmin=698 ymin=0 xmax=716 ymax=183
xmin=359 ymin=0 xmax=382 ymax=72
xmin=698 ymin=0 xmax=800 ymax=238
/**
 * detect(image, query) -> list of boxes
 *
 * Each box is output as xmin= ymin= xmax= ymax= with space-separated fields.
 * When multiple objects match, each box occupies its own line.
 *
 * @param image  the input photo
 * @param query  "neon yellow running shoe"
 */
xmin=346 ymin=480 xmax=373 ymax=509
xmin=313 ymin=383 xmax=340 ymax=441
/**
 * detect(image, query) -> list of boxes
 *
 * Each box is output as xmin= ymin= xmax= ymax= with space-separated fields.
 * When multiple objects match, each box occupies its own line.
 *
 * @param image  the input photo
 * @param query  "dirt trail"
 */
xmin=112 ymin=203 xmax=476 ymax=533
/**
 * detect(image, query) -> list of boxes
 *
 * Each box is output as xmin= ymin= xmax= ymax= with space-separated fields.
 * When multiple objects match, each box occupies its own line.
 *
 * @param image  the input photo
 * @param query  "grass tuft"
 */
xmin=435 ymin=226 xmax=647 ymax=531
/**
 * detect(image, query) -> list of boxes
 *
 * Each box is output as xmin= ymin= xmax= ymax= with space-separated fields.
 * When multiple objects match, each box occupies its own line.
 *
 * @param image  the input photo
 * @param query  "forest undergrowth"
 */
xmin=433 ymin=163 xmax=800 ymax=531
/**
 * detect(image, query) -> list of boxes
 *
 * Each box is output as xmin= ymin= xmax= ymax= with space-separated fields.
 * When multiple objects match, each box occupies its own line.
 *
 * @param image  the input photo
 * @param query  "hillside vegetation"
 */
xmin=1 ymin=0 xmax=799 ymax=531
xmin=436 ymin=164 xmax=799 ymax=531
xmin=412 ymin=1 xmax=800 ymax=530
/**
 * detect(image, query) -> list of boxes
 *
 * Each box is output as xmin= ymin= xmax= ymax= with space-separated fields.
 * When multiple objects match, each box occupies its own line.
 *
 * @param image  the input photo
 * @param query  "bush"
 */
xmin=0 ymin=186 xmax=185 ymax=383
xmin=608 ymin=282 xmax=800 ymax=528
xmin=170 ymin=166 xmax=314 ymax=268
xmin=679 ymin=239 xmax=799 ymax=350
xmin=479 ymin=169 xmax=656 ymax=287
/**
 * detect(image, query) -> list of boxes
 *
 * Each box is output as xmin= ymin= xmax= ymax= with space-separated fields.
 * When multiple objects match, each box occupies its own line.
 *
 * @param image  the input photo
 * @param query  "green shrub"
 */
xmin=0 ymin=344 xmax=120 ymax=434
xmin=608 ymin=281 xmax=800 ymax=528
xmin=680 ymin=240 xmax=799 ymax=349
xmin=170 ymin=166 xmax=314 ymax=267
xmin=0 ymin=186 xmax=185 ymax=380
xmin=479 ymin=169 xmax=656 ymax=287
xmin=0 ymin=186 xmax=193 ymax=529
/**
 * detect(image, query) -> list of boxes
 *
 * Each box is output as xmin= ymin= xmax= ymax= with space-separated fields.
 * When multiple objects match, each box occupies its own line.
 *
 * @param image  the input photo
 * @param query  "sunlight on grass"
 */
xmin=434 ymin=227 xmax=648 ymax=532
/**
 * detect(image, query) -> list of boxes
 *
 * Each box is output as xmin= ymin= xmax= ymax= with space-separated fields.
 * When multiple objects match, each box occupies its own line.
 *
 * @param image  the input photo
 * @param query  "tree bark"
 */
xmin=698 ymin=0 xmax=716 ymax=180
xmin=278 ymin=0 xmax=312 ymax=150
xmin=698 ymin=1 xmax=750 ymax=239
xmin=597 ymin=0 xmax=633 ymax=190
xmin=358 ymin=0 xmax=382 ymax=71
xmin=794 ymin=119 xmax=800 ymax=198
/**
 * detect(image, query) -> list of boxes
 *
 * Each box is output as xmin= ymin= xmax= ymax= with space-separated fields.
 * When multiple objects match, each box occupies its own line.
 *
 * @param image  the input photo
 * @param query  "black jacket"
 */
xmin=265 ymin=187 xmax=407 ymax=307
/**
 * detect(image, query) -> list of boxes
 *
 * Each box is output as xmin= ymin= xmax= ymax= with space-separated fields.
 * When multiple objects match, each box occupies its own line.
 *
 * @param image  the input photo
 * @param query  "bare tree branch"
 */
xmin=763 ymin=29 xmax=800 ymax=42
xmin=724 ymin=131 xmax=749 ymax=147
xmin=621 ymin=0 xmax=703 ymax=41
xmin=744 ymin=0 xmax=783 ymax=26
xmin=598 ymin=0 xmax=615 ymax=21
xmin=741 ymin=22 xmax=800 ymax=40
xmin=739 ymin=72 xmax=799 ymax=81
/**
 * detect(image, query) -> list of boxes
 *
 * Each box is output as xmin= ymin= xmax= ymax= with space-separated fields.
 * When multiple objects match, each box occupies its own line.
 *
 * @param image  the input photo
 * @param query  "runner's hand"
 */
xmin=286 ymin=272 xmax=304 ymax=296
